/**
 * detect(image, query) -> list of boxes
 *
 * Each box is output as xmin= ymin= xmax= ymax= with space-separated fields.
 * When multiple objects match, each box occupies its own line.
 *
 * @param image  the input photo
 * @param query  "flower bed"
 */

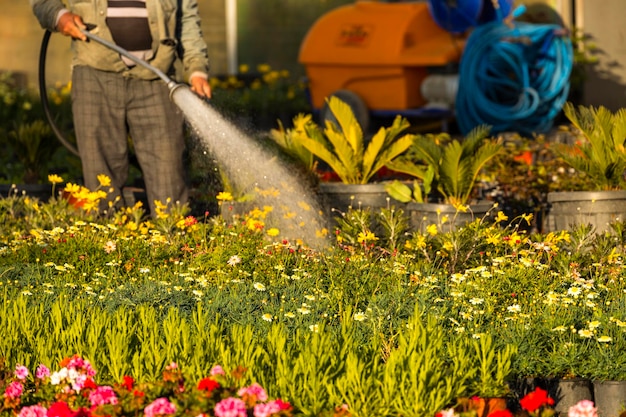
xmin=0 ymin=176 xmax=625 ymax=415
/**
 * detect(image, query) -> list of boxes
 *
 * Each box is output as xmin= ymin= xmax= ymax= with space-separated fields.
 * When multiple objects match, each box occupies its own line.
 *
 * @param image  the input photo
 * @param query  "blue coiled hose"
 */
xmin=455 ymin=20 xmax=574 ymax=135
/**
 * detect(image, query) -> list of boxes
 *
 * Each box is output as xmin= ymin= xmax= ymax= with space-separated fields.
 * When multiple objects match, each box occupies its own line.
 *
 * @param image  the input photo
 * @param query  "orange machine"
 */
xmin=298 ymin=0 xmax=466 ymax=125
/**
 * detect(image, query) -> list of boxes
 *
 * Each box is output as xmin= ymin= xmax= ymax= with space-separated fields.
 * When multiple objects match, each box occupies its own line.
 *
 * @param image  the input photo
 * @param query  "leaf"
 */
xmin=560 ymin=103 xmax=626 ymax=190
xmin=385 ymin=180 xmax=414 ymax=203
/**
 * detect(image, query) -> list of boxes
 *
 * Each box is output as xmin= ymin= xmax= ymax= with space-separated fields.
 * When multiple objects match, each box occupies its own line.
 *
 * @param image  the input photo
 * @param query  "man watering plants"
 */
xmin=30 ymin=0 xmax=212 ymax=216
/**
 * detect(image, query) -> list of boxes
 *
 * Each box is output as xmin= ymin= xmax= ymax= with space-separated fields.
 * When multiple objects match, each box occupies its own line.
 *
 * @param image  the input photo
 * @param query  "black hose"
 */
xmin=39 ymin=29 xmax=79 ymax=156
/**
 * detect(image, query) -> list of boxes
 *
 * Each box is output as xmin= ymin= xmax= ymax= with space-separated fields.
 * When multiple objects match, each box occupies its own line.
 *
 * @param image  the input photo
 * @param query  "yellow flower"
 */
xmin=297 ymin=201 xmax=311 ymax=211
xmin=64 ymin=183 xmax=81 ymax=194
xmin=357 ymin=231 xmax=378 ymax=244
xmin=97 ymin=174 xmax=112 ymax=187
xmin=443 ymin=240 xmax=454 ymax=251
xmin=257 ymin=63 xmax=271 ymax=73
xmin=521 ymin=213 xmax=533 ymax=225
xmin=411 ymin=234 xmax=427 ymax=250
xmin=495 ymin=211 xmax=509 ymax=223
xmin=125 ymin=221 xmax=138 ymax=231
xmin=316 ymin=228 xmax=328 ymax=238
xmin=239 ymin=64 xmax=249 ymax=73
xmin=247 ymin=219 xmax=265 ymax=231
xmin=48 ymin=174 xmax=64 ymax=184
xmin=216 ymin=191 xmax=233 ymax=201
xmin=426 ymin=224 xmax=438 ymax=236
xmin=453 ymin=202 xmax=469 ymax=213
xmin=486 ymin=233 xmax=500 ymax=245
xmin=267 ymin=228 xmax=280 ymax=237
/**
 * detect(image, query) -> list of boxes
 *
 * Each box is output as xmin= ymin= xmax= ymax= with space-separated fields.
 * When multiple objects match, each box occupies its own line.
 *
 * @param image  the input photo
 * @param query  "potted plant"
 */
xmin=459 ymin=335 xmax=516 ymax=417
xmin=384 ymin=125 xmax=503 ymax=231
xmin=583 ymin=316 xmax=626 ymax=417
xmin=271 ymin=95 xmax=416 ymax=215
xmin=546 ymin=102 xmax=626 ymax=234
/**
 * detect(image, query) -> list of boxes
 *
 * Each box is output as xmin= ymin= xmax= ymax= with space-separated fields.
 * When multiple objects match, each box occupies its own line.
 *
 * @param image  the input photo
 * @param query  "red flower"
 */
xmin=274 ymin=399 xmax=292 ymax=411
xmin=74 ymin=407 xmax=91 ymax=417
xmin=184 ymin=216 xmax=198 ymax=227
xmin=488 ymin=410 xmax=513 ymax=417
xmin=520 ymin=388 xmax=555 ymax=413
xmin=197 ymin=377 xmax=220 ymax=392
xmin=83 ymin=378 xmax=97 ymax=390
xmin=48 ymin=401 xmax=75 ymax=417
xmin=121 ymin=376 xmax=134 ymax=391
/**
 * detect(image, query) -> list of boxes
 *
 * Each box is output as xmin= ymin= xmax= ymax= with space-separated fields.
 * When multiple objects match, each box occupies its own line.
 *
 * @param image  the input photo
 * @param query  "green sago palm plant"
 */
xmin=554 ymin=102 xmax=626 ymax=191
xmin=289 ymin=96 xmax=416 ymax=184
xmin=384 ymin=125 xmax=503 ymax=207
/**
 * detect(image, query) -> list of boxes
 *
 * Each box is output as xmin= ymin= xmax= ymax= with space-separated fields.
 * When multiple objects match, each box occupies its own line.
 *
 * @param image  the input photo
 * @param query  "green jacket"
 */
xmin=30 ymin=0 xmax=210 ymax=82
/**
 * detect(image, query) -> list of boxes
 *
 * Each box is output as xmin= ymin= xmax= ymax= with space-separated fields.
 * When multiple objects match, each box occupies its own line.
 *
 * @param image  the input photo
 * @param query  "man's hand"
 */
xmin=190 ymin=76 xmax=212 ymax=99
xmin=56 ymin=12 xmax=87 ymax=41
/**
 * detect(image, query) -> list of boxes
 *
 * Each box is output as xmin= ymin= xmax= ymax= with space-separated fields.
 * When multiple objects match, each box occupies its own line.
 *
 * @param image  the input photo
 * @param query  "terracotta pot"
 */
xmin=465 ymin=397 xmax=508 ymax=417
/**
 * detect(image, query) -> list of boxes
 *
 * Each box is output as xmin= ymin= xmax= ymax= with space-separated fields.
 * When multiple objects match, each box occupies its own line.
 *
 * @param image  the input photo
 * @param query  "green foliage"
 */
xmin=8 ymin=120 xmax=61 ymax=184
xmin=294 ymin=96 xmax=415 ymax=184
xmin=0 ymin=74 xmax=79 ymax=184
xmin=1 ymin=184 xmax=626 ymax=413
xmin=386 ymin=126 xmax=503 ymax=206
xmin=555 ymin=103 xmax=626 ymax=190
xmin=381 ymin=312 xmax=474 ymax=416
xmin=208 ymin=65 xmax=311 ymax=130
xmin=469 ymin=334 xmax=517 ymax=398
xmin=0 ymin=295 xmax=508 ymax=417
xmin=268 ymin=115 xmax=317 ymax=173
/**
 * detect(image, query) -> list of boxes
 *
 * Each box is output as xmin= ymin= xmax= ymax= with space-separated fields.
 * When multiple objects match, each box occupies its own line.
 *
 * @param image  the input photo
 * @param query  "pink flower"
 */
xmin=72 ymin=373 xmax=88 ymax=392
xmin=4 ymin=381 xmax=24 ymax=398
xmin=18 ymin=405 xmax=47 ymax=417
xmin=89 ymin=385 xmax=118 ymax=406
xmin=253 ymin=401 xmax=285 ymax=417
xmin=67 ymin=356 xmax=96 ymax=377
xmin=237 ymin=383 xmax=268 ymax=402
xmin=569 ymin=400 xmax=598 ymax=417
xmin=35 ymin=365 xmax=50 ymax=379
xmin=144 ymin=397 xmax=177 ymax=417
xmin=14 ymin=365 xmax=29 ymax=380
xmin=210 ymin=365 xmax=225 ymax=376
xmin=214 ymin=397 xmax=247 ymax=417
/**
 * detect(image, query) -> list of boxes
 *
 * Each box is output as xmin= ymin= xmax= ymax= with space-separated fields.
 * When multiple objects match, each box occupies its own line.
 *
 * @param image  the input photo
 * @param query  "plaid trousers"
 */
xmin=71 ymin=65 xmax=188 ymax=215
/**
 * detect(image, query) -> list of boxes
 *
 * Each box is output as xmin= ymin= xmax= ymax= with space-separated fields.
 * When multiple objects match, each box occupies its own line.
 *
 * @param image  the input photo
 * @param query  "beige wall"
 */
xmin=575 ymin=0 xmax=626 ymax=111
xmin=0 ymin=0 xmax=227 ymax=88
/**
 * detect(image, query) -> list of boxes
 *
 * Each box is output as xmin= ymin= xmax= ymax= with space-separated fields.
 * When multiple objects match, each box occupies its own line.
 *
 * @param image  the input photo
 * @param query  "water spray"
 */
xmin=39 ymin=26 xmax=330 ymax=249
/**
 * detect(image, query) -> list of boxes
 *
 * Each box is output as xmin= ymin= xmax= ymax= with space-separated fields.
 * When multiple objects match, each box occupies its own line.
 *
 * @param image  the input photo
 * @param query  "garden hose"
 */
xmin=455 ymin=18 xmax=573 ymax=135
xmin=39 ymin=29 xmax=79 ymax=156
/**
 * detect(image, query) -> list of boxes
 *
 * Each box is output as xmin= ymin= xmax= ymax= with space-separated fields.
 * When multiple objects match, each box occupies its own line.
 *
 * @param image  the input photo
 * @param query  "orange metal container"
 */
xmin=299 ymin=1 xmax=465 ymax=111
